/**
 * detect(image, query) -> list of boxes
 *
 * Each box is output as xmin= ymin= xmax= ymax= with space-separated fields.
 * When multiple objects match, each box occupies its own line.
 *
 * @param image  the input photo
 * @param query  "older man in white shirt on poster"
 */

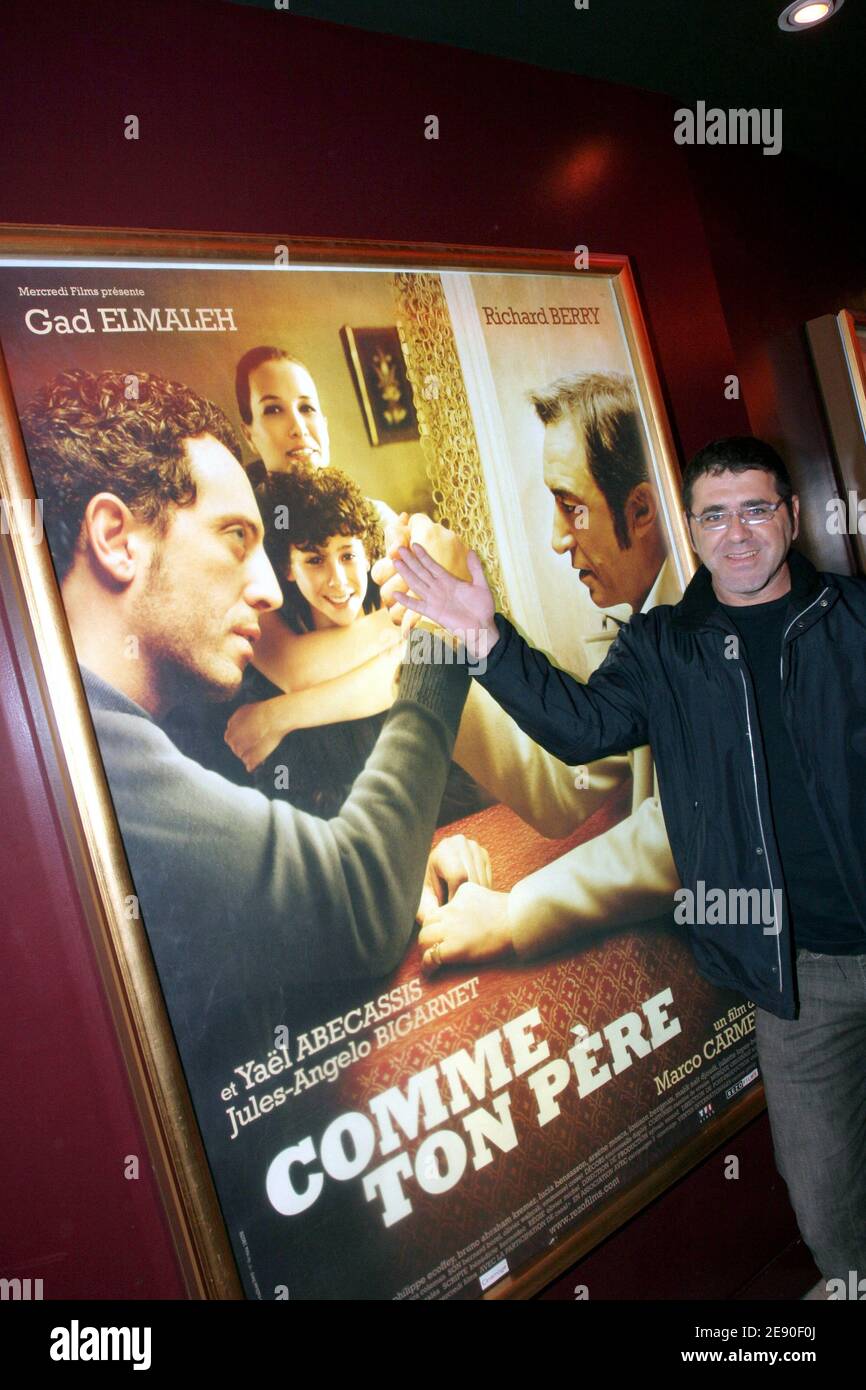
xmin=379 ymin=372 xmax=682 ymax=970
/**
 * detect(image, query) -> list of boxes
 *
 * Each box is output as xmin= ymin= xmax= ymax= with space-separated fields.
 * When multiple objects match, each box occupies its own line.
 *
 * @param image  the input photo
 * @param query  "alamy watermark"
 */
xmin=674 ymin=880 xmax=782 ymax=935
xmin=49 ymin=1320 xmax=152 ymax=1370
xmin=0 ymin=496 xmax=44 ymax=546
xmin=826 ymin=491 xmax=866 ymax=535
xmin=826 ymin=1270 xmax=866 ymax=1300
xmin=674 ymin=102 xmax=782 ymax=157
xmin=1 ymin=1276 xmax=43 ymax=1300
xmin=401 ymin=627 xmax=487 ymax=676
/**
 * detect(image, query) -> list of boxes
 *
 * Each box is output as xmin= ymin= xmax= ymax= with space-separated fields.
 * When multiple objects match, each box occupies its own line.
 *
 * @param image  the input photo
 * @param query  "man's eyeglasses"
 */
xmin=688 ymin=500 xmax=787 ymax=532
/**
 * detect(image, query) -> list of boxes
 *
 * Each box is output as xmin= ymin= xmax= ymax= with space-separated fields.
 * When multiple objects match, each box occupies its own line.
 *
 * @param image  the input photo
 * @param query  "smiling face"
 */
xmin=131 ymin=434 xmax=283 ymax=705
xmin=242 ymin=358 xmax=330 ymax=474
xmin=288 ymin=533 xmax=370 ymax=629
xmin=686 ymin=467 xmax=799 ymax=606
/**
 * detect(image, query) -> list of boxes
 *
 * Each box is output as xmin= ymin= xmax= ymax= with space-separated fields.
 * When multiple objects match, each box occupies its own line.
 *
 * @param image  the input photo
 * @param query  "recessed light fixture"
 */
xmin=778 ymin=0 xmax=843 ymax=31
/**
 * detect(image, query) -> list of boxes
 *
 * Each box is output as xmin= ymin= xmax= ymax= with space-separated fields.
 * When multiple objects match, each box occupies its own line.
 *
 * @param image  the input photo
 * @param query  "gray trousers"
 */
xmin=755 ymin=949 xmax=866 ymax=1291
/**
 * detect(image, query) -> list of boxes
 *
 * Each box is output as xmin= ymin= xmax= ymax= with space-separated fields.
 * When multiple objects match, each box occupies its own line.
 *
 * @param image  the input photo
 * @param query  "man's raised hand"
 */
xmin=393 ymin=543 xmax=499 ymax=664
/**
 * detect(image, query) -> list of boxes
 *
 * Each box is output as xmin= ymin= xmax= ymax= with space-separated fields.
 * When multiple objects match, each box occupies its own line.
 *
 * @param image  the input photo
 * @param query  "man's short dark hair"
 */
xmin=20 ymin=369 xmax=240 ymax=583
xmin=529 ymin=372 xmax=648 ymax=549
xmin=260 ymin=468 xmax=384 ymax=634
xmin=681 ymin=437 xmax=794 ymax=514
xmin=234 ymin=345 xmax=310 ymax=427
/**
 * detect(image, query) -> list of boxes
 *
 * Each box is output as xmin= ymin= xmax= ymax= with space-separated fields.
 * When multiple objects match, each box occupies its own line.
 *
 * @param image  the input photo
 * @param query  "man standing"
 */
xmin=392 ymin=435 xmax=866 ymax=1287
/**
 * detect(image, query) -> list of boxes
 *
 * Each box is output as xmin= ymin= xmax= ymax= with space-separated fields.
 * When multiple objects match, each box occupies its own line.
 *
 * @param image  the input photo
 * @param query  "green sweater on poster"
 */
xmin=80 ymin=640 xmax=469 ymax=1068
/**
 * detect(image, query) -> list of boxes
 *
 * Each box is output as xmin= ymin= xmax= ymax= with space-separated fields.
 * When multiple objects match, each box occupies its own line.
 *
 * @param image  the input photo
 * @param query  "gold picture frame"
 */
xmin=807 ymin=309 xmax=866 ymax=574
xmin=0 ymin=225 xmax=763 ymax=1300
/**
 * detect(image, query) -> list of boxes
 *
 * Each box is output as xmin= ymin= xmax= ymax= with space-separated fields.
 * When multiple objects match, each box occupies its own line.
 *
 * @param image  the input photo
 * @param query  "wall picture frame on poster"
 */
xmin=340 ymin=323 xmax=420 ymax=447
xmin=0 ymin=225 xmax=764 ymax=1301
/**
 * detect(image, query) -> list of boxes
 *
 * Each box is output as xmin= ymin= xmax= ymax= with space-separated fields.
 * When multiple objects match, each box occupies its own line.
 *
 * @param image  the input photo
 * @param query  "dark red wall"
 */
xmin=687 ymin=144 xmax=865 ymax=572
xmin=2 ymin=0 xmax=750 ymax=458
xmin=0 ymin=581 xmax=187 ymax=1298
xmin=3 ymin=0 xmax=860 ymax=1299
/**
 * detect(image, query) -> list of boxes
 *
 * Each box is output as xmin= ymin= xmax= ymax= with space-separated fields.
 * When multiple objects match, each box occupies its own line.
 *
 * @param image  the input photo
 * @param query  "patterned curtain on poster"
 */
xmin=393 ymin=271 xmax=511 ymax=620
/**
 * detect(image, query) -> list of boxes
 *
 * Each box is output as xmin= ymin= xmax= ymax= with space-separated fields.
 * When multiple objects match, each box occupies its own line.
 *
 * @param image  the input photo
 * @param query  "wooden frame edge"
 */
xmin=0 ymin=224 xmax=755 ymax=1301
xmin=0 ymin=340 xmax=243 ymax=1299
xmin=486 ymin=1087 xmax=766 ymax=1299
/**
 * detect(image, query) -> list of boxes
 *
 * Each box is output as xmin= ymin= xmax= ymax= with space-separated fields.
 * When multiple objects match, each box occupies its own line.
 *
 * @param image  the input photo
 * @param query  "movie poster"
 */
xmin=0 ymin=255 xmax=759 ymax=1299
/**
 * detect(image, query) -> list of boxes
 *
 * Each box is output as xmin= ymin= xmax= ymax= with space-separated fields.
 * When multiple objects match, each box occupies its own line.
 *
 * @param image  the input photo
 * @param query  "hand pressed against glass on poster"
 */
xmin=373 ymin=513 xmax=499 ymax=661
xmin=370 ymin=509 xmax=413 ymax=627
xmin=374 ymin=512 xmax=477 ymax=629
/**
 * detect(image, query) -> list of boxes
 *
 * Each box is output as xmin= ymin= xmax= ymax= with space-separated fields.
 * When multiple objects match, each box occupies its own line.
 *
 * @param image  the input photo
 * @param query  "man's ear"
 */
xmin=683 ymin=507 xmax=699 ymax=553
xmin=83 ymin=492 xmax=143 ymax=586
xmin=626 ymin=482 xmax=659 ymax=537
xmin=790 ymin=493 xmax=800 ymax=541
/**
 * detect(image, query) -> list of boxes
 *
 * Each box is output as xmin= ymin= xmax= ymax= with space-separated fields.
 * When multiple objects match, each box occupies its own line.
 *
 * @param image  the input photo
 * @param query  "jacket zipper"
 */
xmin=738 ymin=667 xmax=783 ymax=990
xmin=779 ymin=587 xmax=830 ymax=679
xmin=776 ymin=586 xmax=858 ymax=923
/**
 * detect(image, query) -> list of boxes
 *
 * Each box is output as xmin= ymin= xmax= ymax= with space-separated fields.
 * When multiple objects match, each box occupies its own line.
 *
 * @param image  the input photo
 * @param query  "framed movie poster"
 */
xmin=807 ymin=309 xmax=866 ymax=574
xmin=0 ymin=227 xmax=763 ymax=1301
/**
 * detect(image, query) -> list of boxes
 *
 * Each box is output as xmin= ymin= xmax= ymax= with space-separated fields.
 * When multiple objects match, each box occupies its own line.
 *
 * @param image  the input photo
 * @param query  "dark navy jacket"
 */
xmin=477 ymin=549 xmax=866 ymax=1018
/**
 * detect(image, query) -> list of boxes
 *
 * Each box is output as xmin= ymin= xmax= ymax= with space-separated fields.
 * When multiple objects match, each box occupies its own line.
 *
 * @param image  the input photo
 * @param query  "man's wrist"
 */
xmin=466 ymin=620 xmax=500 ymax=665
xmin=469 ymin=613 xmax=516 ymax=686
xmin=409 ymin=615 xmax=499 ymax=672
xmin=396 ymin=628 xmax=470 ymax=733
xmin=413 ymin=615 xmax=460 ymax=648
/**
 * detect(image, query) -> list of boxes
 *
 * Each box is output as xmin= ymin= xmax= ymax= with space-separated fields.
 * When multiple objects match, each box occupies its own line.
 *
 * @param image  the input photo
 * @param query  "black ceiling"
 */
xmin=223 ymin=0 xmax=862 ymax=182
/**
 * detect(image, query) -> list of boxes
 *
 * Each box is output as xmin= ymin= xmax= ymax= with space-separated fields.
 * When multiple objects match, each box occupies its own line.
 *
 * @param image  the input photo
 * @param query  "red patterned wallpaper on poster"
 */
xmin=321 ymin=788 xmax=747 ymax=1297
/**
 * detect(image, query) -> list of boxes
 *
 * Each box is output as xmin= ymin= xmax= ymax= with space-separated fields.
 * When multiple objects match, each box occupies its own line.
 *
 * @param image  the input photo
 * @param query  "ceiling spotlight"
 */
xmin=778 ymin=0 xmax=843 ymax=30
